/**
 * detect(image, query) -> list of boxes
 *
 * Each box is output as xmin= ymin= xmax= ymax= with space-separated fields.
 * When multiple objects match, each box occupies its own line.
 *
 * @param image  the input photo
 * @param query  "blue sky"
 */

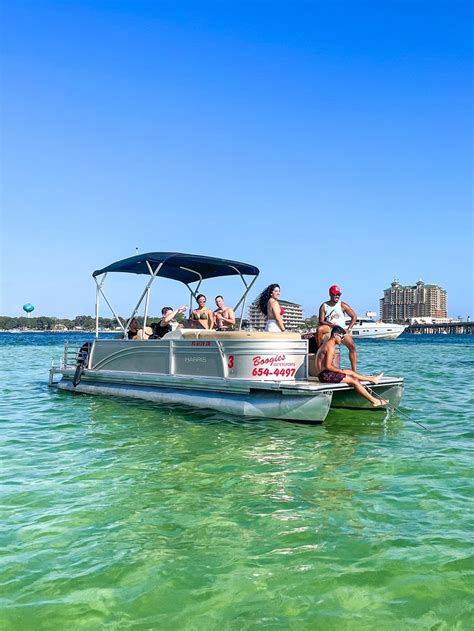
xmin=1 ymin=0 xmax=472 ymax=319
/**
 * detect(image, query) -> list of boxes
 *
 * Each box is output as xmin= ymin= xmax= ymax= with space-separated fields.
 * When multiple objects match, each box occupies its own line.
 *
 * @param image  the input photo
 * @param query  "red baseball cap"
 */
xmin=329 ymin=285 xmax=341 ymax=295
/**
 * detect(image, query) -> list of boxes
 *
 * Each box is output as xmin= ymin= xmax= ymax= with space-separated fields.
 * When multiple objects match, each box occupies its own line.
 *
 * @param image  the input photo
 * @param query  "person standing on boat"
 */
xmin=214 ymin=295 xmax=236 ymax=331
xmin=316 ymin=326 xmax=388 ymax=407
xmin=190 ymin=294 xmax=215 ymax=329
xmin=257 ymin=284 xmax=286 ymax=332
xmin=151 ymin=305 xmax=188 ymax=338
xmin=317 ymin=285 xmax=357 ymax=371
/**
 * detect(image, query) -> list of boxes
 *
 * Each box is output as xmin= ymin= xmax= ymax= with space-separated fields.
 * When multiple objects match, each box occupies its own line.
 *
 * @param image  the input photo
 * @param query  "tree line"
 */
xmin=0 ymin=315 xmax=161 ymax=331
xmin=0 ymin=313 xmax=320 ymax=331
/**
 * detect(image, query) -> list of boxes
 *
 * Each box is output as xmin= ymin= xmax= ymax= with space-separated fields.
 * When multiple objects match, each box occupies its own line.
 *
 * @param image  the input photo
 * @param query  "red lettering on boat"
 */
xmin=252 ymin=354 xmax=286 ymax=367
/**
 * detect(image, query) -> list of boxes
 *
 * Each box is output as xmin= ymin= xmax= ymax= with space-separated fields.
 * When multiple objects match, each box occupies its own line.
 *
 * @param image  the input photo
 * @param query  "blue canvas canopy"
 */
xmin=93 ymin=252 xmax=259 ymax=284
xmin=92 ymin=252 xmax=259 ymax=336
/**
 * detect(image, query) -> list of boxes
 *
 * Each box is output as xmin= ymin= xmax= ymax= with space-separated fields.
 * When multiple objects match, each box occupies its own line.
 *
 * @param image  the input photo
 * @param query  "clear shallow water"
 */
xmin=1 ymin=333 xmax=472 ymax=630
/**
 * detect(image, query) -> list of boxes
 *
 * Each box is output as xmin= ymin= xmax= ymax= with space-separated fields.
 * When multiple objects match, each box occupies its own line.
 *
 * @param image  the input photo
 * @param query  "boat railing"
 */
xmin=61 ymin=342 xmax=85 ymax=368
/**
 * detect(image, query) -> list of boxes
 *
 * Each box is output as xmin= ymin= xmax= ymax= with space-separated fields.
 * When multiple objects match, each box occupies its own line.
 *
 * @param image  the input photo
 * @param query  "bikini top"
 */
xmin=268 ymin=307 xmax=285 ymax=320
xmin=267 ymin=304 xmax=285 ymax=318
xmin=193 ymin=310 xmax=209 ymax=320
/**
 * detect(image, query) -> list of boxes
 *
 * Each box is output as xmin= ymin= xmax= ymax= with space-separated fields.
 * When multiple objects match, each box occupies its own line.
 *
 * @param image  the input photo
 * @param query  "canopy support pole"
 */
xmin=94 ymin=274 xmax=107 ymax=338
xmin=232 ymin=273 xmax=258 ymax=330
xmin=143 ymin=289 xmax=150 ymax=332
xmin=142 ymin=261 xmax=158 ymax=332
xmin=183 ymin=269 xmax=203 ymax=315
xmin=185 ymin=282 xmax=202 ymax=317
xmin=124 ymin=261 xmax=164 ymax=334
xmin=94 ymin=273 xmax=127 ymax=335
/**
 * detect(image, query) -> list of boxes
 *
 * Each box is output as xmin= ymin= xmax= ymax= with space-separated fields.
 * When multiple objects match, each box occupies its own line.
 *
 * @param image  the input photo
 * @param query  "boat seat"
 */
xmin=162 ymin=328 xmax=301 ymax=341
xmin=308 ymin=353 xmax=318 ymax=377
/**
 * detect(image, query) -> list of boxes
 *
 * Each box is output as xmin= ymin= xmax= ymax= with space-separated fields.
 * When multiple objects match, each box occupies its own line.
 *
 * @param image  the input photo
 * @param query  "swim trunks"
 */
xmin=318 ymin=370 xmax=345 ymax=383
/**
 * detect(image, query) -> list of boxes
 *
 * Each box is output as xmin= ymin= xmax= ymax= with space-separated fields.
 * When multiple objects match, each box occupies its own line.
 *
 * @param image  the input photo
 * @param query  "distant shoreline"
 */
xmin=0 ymin=329 xmax=117 ymax=333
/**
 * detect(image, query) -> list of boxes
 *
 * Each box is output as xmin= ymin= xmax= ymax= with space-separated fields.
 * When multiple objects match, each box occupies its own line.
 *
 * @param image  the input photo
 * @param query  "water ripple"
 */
xmin=0 ymin=334 xmax=473 ymax=629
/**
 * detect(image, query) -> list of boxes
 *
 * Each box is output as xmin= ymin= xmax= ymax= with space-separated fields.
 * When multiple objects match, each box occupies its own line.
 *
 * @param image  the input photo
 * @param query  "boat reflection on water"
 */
xmin=323 ymin=407 xmax=404 ymax=438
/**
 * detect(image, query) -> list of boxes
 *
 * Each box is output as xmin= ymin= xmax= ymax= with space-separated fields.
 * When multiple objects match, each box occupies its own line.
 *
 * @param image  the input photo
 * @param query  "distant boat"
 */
xmin=350 ymin=314 xmax=406 ymax=340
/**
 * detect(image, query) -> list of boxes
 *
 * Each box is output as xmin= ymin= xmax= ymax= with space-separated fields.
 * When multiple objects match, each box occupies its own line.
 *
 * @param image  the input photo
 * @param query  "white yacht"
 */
xmin=351 ymin=313 xmax=406 ymax=340
xmin=48 ymin=253 xmax=404 ymax=422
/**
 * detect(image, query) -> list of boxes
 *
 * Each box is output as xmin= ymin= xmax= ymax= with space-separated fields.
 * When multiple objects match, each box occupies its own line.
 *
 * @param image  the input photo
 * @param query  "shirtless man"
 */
xmin=214 ymin=295 xmax=236 ymax=331
xmin=317 ymin=284 xmax=357 ymax=371
xmin=316 ymin=326 xmax=388 ymax=407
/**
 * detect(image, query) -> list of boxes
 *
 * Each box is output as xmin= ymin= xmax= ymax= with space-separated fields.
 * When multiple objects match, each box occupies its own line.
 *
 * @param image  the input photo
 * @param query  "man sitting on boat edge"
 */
xmin=316 ymin=326 xmax=388 ymax=408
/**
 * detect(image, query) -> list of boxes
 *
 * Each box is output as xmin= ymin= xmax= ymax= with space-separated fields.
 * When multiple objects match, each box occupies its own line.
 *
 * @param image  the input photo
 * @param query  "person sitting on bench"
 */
xmin=151 ymin=305 xmax=187 ymax=338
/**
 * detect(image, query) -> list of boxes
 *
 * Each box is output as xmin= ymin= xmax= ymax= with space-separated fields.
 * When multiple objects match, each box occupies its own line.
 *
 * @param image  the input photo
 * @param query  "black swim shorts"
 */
xmin=318 ymin=370 xmax=345 ymax=384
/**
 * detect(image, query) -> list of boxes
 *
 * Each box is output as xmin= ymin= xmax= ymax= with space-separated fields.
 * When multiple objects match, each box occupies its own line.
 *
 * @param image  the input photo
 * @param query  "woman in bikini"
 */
xmin=190 ymin=294 xmax=215 ymax=329
xmin=256 ymin=284 xmax=286 ymax=332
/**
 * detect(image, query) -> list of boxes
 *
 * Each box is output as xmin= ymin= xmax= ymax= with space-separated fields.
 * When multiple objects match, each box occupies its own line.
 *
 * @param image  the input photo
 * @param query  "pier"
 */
xmin=405 ymin=321 xmax=473 ymax=335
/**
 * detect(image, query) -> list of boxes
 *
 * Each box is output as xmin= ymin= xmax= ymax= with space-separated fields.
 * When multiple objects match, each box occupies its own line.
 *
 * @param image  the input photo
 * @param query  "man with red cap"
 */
xmin=316 ymin=285 xmax=358 ymax=371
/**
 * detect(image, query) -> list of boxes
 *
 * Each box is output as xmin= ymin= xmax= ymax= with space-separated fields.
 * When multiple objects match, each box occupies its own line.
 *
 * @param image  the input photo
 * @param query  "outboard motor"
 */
xmin=73 ymin=342 xmax=92 ymax=387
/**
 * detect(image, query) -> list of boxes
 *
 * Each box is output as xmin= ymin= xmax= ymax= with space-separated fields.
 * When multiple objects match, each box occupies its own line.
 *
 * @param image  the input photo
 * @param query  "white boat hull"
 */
xmin=55 ymin=371 xmax=333 ymax=423
xmin=351 ymin=322 xmax=406 ymax=340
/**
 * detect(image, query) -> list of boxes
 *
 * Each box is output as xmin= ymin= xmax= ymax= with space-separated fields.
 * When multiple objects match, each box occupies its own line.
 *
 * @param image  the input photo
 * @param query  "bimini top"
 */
xmin=92 ymin=252 xmax=259 ymax=284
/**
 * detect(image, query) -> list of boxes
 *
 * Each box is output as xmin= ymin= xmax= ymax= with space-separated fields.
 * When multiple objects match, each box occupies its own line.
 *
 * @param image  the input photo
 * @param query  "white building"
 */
xmin=248 ymin=299 xmax=304 ymax=330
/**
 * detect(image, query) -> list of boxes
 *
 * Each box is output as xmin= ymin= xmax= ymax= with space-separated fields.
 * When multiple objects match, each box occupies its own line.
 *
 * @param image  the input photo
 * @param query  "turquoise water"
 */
xmin=1 ymin=333 xmax=472 ymax=630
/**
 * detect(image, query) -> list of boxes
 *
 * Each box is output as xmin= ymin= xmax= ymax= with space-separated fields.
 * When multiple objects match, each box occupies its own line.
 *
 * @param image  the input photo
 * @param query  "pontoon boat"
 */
xmin=49 ymin=253 xmax=404 ymax=422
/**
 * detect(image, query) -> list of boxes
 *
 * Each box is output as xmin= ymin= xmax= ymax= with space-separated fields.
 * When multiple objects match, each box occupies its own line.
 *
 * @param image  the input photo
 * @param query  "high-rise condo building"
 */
xmin=380 ymin=279 xmax=447 ymax=322
xmin=248 ymin=299 xmax=304 ymax=330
